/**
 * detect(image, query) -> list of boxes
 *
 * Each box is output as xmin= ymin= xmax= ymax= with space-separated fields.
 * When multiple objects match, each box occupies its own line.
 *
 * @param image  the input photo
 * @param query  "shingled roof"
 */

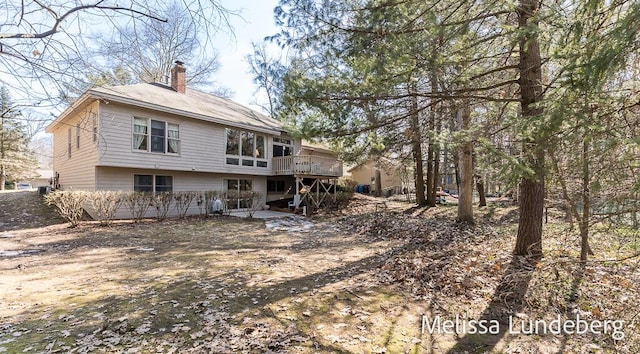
xmin=47 ymin=82 xmax=284 ymax=135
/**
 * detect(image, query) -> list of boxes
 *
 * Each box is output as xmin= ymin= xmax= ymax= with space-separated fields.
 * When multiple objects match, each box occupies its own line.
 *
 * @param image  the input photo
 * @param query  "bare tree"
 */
xmin=247 ymin=41 xmax=287 ymax=116
xmin=22 ymin=110 xmax=52 ymax=168
xmin=91 ymin=1 xmax=228 ymax=93
xmin=30 ymin=134 xmax=53 ymax=169
xmin=0 ymin=87 xmax=37 ymax=189
xmin=0 ymin=0 xmax=235 ymax=104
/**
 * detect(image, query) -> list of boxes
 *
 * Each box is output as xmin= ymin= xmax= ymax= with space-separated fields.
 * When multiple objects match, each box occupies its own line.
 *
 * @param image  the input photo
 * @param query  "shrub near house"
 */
xmin=46 ymin=190 xmax=270 ymax=226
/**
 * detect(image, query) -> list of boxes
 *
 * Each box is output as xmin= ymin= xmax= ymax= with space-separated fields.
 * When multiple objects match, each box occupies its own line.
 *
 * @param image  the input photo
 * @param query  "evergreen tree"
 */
xmin=0 ymin=87 xmax=36 ymax=190
xmin=543 ymin=1 xmax=640 ymax=261
xmin=513 ymin=0 xmax=545 ymax=257
xmin=269 ymin=0 xmax=640 ymax=256
xmin=271 ymin=0 xmax=517 ymax=212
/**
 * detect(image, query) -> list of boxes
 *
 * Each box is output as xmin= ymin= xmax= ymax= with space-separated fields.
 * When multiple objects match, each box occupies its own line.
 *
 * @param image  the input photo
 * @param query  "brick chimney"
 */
xmin=170 ymin=61 xmax=186 ymax=93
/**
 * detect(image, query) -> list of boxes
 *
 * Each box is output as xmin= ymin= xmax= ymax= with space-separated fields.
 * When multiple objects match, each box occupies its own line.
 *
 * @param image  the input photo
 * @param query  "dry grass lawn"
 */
xmin=1 ymin=191 xmax=639 ymax=353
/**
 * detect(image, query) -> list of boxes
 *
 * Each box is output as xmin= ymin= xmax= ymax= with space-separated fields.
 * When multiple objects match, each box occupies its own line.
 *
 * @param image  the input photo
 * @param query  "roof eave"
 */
xmin=302 ymin=145 xmax=335 ymax=155
xmin=91 ymin=90 xmax=284 ymax=135
xmin=45 ymin=92 xmax=94 ymax=133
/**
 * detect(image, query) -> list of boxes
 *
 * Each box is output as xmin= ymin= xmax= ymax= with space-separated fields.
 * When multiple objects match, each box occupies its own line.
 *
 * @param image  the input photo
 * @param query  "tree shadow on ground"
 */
xmin=0 ymin=218 xmax=404 ymax=353
xmin=0 ymin=191 xmax=65 ymax=232
xmin=446 ymin=255 xmax=537 ymax=353
xmin=557 ymin=264 xmax=586 ymax=353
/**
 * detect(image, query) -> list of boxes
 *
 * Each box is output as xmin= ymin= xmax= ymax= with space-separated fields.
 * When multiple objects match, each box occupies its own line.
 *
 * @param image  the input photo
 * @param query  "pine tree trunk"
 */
xmin=515 ymin=169 xmax=544 ymax=255
xmin=457 ymin=104 xmax=474 ymax=224
xmin=433 ymin=141 xmax=440 ymax=201
xmin=476 ymin=177 xmax=487 ymax=207
xmin=426 ymin=75 xmax=438 ymax=207
xmin=374 ymin=169 xmax=382 ymax=197
xmin=579 ymin=218 xmax=590 ymax=262
xmin=454 ymin=160 xmax=460 ymax=193
xmin=410 ymin=88 xmax=426 ymax=206
xmin=413 ymin=135 xmax=426 ymax=206
xmin=426 ymin=139 xmax=435 ymax=206
xmin=515 ymin=0 xmax=544 ymax=257
xmin=0 ymin=165 xmax=5 ymax=191
xmin=442 ymin=141 xmax=450 ymax=191
xmin=580 ymin=138 xmax=594 ymax=261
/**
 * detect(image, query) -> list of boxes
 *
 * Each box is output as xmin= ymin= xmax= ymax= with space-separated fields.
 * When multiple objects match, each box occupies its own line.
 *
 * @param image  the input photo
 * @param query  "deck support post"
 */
xmin=333 ymin=178 xmax=337 ymax=202
xmin=294 ymin=177 xmax=302 ymax=208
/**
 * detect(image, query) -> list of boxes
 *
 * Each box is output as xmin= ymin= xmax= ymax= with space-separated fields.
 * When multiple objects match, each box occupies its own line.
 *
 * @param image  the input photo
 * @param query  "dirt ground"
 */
xmin=0 ymin=191 xmax=638 ymax=353
xmin=0 ymin=190 xmax=64 ymax=232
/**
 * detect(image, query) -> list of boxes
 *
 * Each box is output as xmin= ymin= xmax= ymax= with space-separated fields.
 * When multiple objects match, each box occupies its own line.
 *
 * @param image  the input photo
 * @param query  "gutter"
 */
xmin=91 ymin=90 xmax=283 ymax=136
xmin=46 ymin=90 xmax=284 ymax=136
xmin=45 ymin=92 xmax=92 ymax=133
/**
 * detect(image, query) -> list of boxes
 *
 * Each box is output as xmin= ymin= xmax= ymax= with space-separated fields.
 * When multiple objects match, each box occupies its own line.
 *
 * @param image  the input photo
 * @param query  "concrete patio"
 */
xmin=228 ymin=209 xmax=296 ymax=219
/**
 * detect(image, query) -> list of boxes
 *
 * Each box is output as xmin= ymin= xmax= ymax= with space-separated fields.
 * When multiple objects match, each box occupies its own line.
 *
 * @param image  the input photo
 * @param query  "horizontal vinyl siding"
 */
xmin=300 ymin=147 xmax=337 ymax=159
xmin=96 ymin=167 xmax=222 ymax=191
xmin=98 ymin=102 xmax=278 ymax=176
xmin=93 ymin=166 xmax=267 ymax=219
xmin=51 ymin=101 xmax=99 ymax=191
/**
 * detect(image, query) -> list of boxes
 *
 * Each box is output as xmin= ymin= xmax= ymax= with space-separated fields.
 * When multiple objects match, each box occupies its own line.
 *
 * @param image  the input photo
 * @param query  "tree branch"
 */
xmin=470 ymin=65 xmax=520 ymax=81
xmin=0 ymin=2 xmax=167 ymax=39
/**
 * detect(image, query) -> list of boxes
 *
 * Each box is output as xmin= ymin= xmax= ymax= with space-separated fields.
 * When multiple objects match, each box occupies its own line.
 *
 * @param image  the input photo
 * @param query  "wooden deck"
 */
xmin=272 ymin=155 xmax=343 ymax=177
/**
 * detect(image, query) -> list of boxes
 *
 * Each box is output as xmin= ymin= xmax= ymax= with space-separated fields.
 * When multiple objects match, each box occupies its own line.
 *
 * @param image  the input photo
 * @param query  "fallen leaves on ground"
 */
xmin=0 ymin=192 xmax=638 ymax=353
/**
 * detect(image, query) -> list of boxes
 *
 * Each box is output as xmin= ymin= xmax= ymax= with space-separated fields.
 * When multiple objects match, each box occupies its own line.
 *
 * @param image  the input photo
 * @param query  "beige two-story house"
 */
xmin=45 ymin=62 xmax=342 ymax=215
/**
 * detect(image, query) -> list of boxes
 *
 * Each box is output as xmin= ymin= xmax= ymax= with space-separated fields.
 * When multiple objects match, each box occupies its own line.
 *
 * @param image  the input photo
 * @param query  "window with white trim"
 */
xmin=272 ymin=137 xmax=293 ymax=157
xmin=134 ymin=174 xmax=173 ymax=192
xmin=267 ymin=180 xmax=286 ymax=193
xmin=167 ymin=123 xmax=179 ymax=153
xmin=133 ymin=117 xmax=180 ymax=154
xmin=225 ymin=128 xmax=267 ymax=167
xmin=150 ymin=120 xmax=165 ymax=152
xmin=76 ymin=124 xmax=81 ymax=149
xmin=256 ymin=135 xmax=267 ymax=167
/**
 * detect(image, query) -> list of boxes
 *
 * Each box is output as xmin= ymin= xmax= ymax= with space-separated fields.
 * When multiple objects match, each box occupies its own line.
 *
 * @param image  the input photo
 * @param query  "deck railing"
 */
xmin=272 ymin=155 xmax=343 ymax=177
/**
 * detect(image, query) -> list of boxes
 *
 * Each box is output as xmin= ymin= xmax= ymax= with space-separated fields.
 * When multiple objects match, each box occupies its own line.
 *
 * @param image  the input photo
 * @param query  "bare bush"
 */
xmin=196 ymin=191 xmax=206 ymax=217
xmin=340 ymin=178 xmax=358 ymax=193
xmin=173 ymin=191 xmax=196 ymax=218
xmin=123 ymin=192 xmax=154 ymax=222
xmin=90 ymin=191 xmax=123 ymax=226
xmin=225 ymin=190 xmax=241 ymax=213
xmin=196 ymin=190 xmax=220 ymax=217
xmin=44 ymin=190 xmax=88 ymax=227
xmin=153 ymin=192 xmax=173 ymax=220
xmin=240 ymin=191 xmax=264 ymax=218
xmin=332 ymin=191 xmax=354 ymax=210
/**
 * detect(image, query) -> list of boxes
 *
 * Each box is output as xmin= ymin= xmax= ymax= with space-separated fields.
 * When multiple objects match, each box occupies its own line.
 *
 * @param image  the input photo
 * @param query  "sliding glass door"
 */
xmin=225 ymin=179 xmax=252 ymax=209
